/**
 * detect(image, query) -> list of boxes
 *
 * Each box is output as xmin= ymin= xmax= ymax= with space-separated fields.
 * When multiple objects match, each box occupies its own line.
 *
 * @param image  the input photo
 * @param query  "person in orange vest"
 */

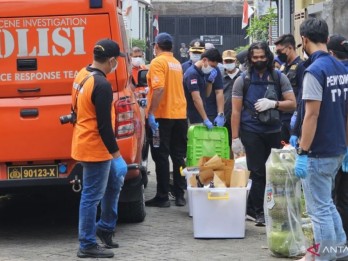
xmin=71 ymin=39 xmax=127 ymax=259
xmin=145 ymin=32 xmax=188 ymax=207
xmin=131 ymin=46 xmax=147 ymax=86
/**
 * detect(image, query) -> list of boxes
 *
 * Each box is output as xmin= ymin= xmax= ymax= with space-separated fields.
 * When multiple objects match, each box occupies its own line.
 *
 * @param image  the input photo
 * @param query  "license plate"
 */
xmin=7 ymin=165 xmax=58 ymax=180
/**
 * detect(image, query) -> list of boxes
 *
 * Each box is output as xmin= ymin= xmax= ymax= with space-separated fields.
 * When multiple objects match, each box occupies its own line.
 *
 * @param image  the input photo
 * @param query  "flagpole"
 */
xmin=249 ymin=6 xmax=252 ymax=45
xmin=249 ymin=5 xmax=255 ymax=44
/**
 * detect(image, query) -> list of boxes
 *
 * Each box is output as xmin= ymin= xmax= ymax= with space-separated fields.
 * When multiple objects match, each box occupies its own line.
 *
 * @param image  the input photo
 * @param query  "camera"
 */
xmin=59 ymin=111 xmax=76 ymax=124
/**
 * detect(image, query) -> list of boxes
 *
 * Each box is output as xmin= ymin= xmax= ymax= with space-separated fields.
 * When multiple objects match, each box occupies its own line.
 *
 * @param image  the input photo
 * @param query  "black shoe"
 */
xmin=175 ymin=195 xmax=186 ymax=207
xmin=255 ymin=214 xmax=265 ymax=227
xmin=77 ymin=244 xmax=114 ymax=258
xmin=96 ymin=228 xmax=119 ymax=249
xmin=145 ymin=197 xmax=170 ymax=208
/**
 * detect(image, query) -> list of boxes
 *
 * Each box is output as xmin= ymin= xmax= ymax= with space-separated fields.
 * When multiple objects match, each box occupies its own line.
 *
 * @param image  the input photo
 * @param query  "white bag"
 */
xmin=264 ymin=148 xmax=306 ymax=257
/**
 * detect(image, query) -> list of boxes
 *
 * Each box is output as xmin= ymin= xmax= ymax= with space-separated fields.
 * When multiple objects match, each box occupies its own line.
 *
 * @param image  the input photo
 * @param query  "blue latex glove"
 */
xmin=112 ymin=156 xmax=128 ymax=178
xmin=203 ymin=119 xmax=213 ymax=130
xmin=295 ymin=155 xmax=308 ymax=179
xmin=342 ymin=147 xmax=348 ymax=173
xmin=289 ymin=135 xmax=299 ymax=148
xmin=207 ymin=68 xmax=218 ymax=83
xmin=214 ymin=114 xmax=225 ymax=127
xmin=148 ymin=113 xmax=159 ymax=134
xmin=290 ymin=112 xmax=297 ymax=130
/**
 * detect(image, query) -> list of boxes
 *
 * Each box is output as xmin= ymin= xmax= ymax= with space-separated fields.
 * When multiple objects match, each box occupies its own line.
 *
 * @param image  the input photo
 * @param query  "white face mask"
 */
xmin=132 ymin=57 xmax=143 ymax=67
xmin=153 ymin=47 xmax=156 ymax=57
xmin=202 ymin=64 xmax=213 ymax=74
xmin=223 ymin=63 xmax=236 ymax=71
xmin=190 ymin=53 xmax=201 ymax=63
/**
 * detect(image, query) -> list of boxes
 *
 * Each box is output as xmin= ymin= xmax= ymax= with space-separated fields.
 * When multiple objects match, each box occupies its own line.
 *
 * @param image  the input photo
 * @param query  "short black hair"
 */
xmin=201 ymin=48 xmax=222 ymax=63
xmin=247 ymin=41 xmax=274 ymax=72
xmin=333 ymin=49 xmax=348 ymax=60
xmin=300 ymin=18 xmax=328 ymax=44
xmin=274 ymin=34 xmax=296 ymax=49
xmin=94 ymin=55 xmax=109 ymax=63
xmin=157 ymin=42 xmax=172 ymax=52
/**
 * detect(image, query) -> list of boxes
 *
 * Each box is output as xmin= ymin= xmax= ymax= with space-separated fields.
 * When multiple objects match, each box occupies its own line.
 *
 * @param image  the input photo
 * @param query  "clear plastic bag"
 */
xmin=264 ymin=148 xmax=306 ymax=257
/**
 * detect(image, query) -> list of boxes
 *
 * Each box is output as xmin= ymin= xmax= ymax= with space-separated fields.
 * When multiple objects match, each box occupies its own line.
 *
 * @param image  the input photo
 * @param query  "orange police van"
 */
xmin=0 ymin=0 xmax=148 ymax=222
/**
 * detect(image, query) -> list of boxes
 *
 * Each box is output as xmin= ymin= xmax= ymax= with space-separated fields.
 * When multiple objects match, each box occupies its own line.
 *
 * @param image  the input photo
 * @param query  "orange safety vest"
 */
xmin=71 ymin=67 xmax=116 ymax=162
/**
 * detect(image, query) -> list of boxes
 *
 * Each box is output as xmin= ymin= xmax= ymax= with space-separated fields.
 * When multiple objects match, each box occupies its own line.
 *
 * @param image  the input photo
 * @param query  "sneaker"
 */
xmin=168 ymin=192 xmax=176 ymax=201
xmin=96 ymin=228 xmax=119 ymax=249
xmin=145 ymin=197 xmax=170 ymax=208
xmin=255 ymin=214 xmax=265 ymax=227
xmin=77 ymin=244 xmax=114 ymax=258
xmin=175 ymin=195 xmax=186 ymax=207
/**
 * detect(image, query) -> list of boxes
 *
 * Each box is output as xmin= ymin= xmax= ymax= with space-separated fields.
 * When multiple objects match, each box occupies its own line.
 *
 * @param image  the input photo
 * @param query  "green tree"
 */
xmin=247 ymin=7 xmax=277 ymax=42
xmin=235 ymin=45 xmax=249 ymax=54
xmin=131 ymin=38 xmax=146 ymax=51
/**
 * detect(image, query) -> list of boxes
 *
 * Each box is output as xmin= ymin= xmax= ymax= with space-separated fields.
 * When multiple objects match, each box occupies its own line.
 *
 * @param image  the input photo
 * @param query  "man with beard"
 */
xmin=231 ymin=42 xmax=296 ymax=226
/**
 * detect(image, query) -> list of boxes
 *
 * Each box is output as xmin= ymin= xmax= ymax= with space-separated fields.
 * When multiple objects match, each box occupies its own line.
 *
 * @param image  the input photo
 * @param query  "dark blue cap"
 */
xmin=152 ymin=32 xmax=173 ymax=45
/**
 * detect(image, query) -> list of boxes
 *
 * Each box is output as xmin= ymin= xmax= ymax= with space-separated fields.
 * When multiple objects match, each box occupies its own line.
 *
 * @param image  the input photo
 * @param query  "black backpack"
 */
xmin=242 ymin=70 xmax=282 ymax=125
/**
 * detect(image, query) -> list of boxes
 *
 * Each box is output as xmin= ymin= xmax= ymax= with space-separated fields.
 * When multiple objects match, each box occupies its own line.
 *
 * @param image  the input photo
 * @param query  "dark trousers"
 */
xmin=150 ymin=119 xmax=188 ymax=199
xmin=280 ymin=120 xmax=291 ymax=145
xmin=224 ymin=118 xmax=233 ymax=159
xmin=240 ymin=130 xmax=281 ymax=215
xmin=334 ymin=167 xmax=348 ymax=238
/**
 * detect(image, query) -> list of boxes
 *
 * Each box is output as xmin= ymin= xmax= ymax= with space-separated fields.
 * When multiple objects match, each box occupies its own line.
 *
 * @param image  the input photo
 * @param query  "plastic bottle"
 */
xmin=153 ymin=128 xmax=160 ymax=148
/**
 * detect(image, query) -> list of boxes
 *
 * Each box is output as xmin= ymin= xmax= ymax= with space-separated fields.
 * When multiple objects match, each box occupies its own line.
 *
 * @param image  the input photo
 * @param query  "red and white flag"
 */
xmin=242 ymin=0 xmax=254 ymax=29
xmin=153 ymin=15 xmax=159 ymax=38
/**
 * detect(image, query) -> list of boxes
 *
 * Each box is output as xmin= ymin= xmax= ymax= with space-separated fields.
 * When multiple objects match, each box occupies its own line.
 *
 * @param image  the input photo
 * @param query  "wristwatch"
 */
xmin=297 ymin=147 xmax=308 ymax=155
xmin=218 ymin=112 xmax=224 ymax=117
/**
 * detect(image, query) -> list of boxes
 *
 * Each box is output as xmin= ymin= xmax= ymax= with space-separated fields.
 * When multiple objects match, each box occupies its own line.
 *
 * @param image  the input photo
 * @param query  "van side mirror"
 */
xmin=137 ymin=69 xmax=148 ymax=87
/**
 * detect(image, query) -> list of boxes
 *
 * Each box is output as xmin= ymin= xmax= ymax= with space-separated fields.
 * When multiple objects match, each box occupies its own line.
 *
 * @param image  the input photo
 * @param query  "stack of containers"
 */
xmin=185 ymin=125 xmax=230 ymax=217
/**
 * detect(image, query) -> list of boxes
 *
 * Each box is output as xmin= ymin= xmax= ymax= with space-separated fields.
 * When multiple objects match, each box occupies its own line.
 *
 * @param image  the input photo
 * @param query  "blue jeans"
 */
xmin=302 ymin=155 xmax=346 ymax=261
xmin=79 ymin=160 xmax=125 ymax=249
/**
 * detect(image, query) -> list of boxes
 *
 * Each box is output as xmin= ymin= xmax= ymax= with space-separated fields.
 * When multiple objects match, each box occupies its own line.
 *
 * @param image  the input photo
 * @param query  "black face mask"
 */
xmin=253 ymin=60 xmax=268 ymax=71
xmin=278 ymin=53 xmax=287 ymax=63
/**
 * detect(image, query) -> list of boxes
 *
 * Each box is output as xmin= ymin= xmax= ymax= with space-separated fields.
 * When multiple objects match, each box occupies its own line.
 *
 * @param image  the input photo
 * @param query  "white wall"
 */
xmin=122 ymin=0 xmax=150 ymax=43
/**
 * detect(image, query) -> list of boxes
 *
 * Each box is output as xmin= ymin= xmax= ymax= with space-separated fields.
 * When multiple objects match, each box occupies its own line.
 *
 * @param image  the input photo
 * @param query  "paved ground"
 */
xmin=0 ymin=156 xmax=296 ymax=261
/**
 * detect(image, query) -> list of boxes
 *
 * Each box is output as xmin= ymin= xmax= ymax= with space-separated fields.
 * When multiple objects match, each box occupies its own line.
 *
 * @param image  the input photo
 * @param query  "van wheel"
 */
xmin=118 ymin=185 xmax=146 ymax=223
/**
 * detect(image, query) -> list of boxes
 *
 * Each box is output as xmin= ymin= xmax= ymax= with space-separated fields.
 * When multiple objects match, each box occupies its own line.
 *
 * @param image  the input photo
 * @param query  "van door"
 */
xmin=0 ymin=14 xmax=113 ymax=162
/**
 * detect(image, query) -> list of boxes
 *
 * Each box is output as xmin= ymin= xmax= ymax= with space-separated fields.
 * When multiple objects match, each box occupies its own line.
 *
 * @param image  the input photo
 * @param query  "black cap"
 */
xmin=327 ymin=35 xmax=348 ymax=54
xmin=93 ymin=39 xmax=125 ymax=58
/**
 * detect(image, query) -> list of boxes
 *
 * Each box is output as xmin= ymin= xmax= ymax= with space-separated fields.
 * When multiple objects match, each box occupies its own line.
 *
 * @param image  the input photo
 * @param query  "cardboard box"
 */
xmin=195 ymin=155 xmax=249 ymax=188
xmin=182 ymin=155 xmax=250 ymax=217
xmin=190 ymin=180 xmax=252 ymax=238
xmin=230 ymin=169 xmax=250 ymax=187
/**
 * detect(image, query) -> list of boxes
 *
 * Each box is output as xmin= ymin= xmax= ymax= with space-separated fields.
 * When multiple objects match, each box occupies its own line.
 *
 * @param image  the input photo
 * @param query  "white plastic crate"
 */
xmin=189 ymin=180 xmax=252 ymax=238
xmin=182 ymin=167 xmax=200 ymax=217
